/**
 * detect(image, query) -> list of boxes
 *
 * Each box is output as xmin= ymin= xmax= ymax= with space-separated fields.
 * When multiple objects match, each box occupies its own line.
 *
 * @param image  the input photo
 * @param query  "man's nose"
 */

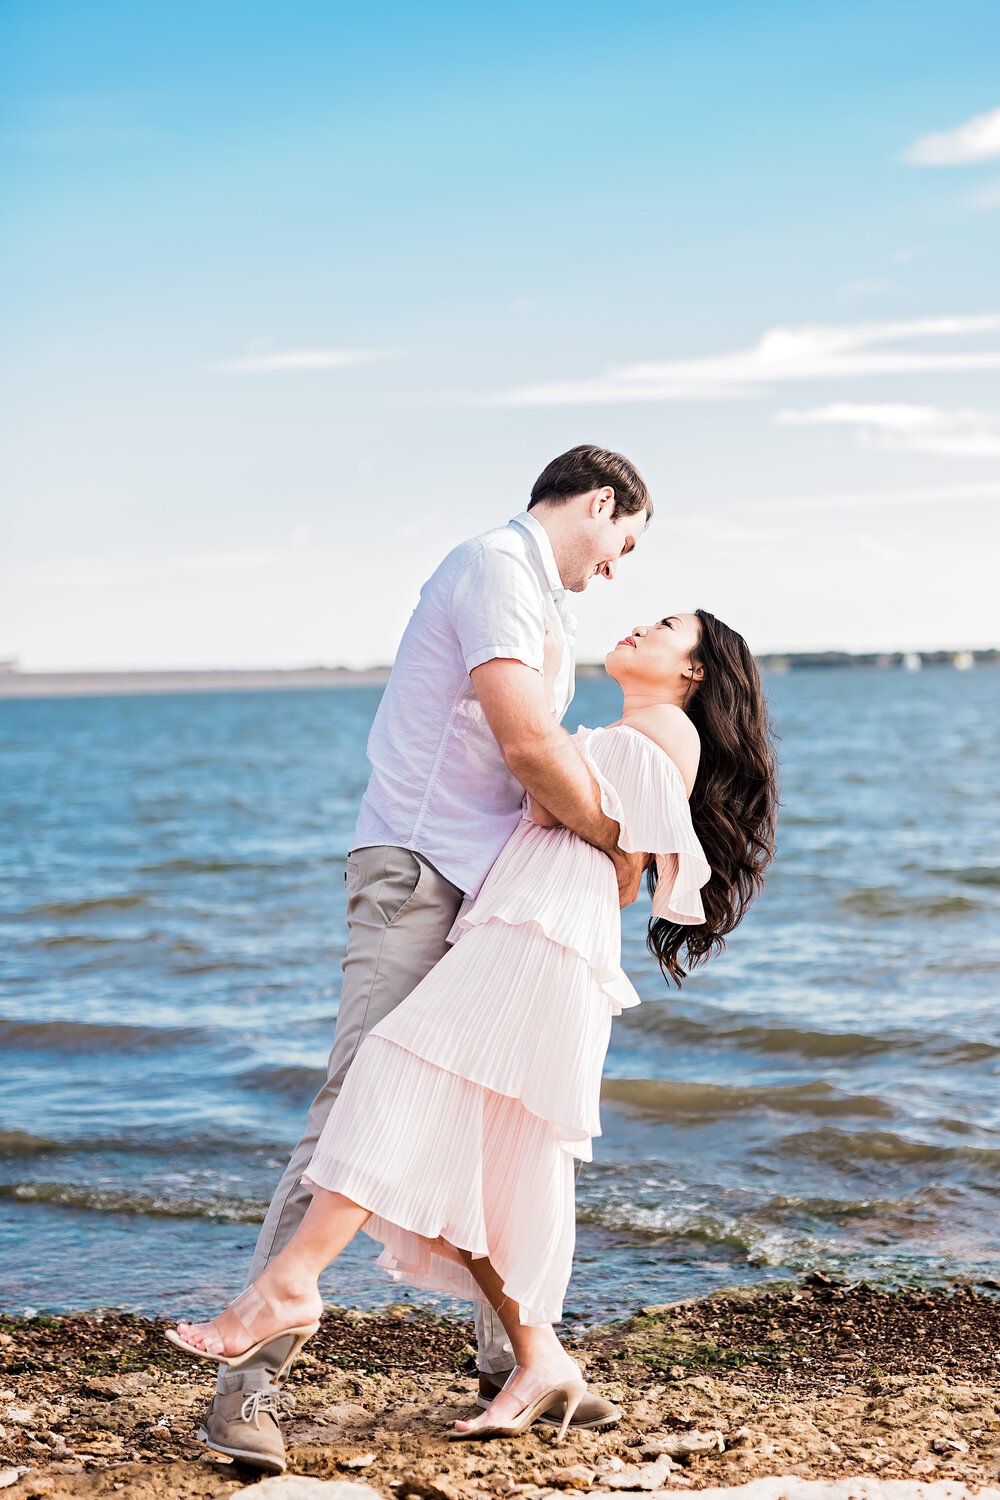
xmin=602 ymin=559 xmax=616 ymax=580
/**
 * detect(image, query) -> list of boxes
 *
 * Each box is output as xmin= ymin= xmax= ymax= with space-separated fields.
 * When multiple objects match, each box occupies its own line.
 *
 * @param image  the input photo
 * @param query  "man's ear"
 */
xmin=590 ymin=486 xmax=615 ymax=516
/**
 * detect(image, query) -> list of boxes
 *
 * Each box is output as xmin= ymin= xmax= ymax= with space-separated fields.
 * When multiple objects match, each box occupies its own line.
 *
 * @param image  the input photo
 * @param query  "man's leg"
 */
xmin=242 ymin=845 xmax=462 ymax=1286
xmin=476 ymin=1303 xmax=515 ymax=1376
xmin=205 ymin=845 xmax=511 ymax=1470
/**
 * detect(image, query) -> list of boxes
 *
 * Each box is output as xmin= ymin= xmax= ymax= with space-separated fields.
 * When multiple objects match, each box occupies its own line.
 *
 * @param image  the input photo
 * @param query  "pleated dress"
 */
xmin=303 ymin=724 xmax=711 ymax=1326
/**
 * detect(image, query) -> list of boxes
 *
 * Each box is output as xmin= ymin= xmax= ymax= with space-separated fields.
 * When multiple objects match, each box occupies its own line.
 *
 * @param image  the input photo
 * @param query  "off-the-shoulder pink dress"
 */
xmin=303 ymin=725 xmax=710 ymax=1326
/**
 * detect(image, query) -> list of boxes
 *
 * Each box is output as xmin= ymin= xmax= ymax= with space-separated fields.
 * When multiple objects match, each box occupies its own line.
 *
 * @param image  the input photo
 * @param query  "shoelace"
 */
xmin=240 ymin=1387 xmax=295 ymax=1429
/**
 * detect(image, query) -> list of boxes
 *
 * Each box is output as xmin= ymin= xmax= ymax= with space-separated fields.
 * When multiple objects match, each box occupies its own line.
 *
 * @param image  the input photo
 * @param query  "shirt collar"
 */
xmin=510 ymin=511 xmax=565 ymax=598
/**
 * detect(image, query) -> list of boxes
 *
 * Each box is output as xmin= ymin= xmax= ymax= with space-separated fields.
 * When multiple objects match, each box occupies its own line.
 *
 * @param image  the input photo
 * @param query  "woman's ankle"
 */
xmin=254 ymin=1264 xmax=319 ymax=1309
xmin=510 ymin=1329 xmax=575 ymax=1373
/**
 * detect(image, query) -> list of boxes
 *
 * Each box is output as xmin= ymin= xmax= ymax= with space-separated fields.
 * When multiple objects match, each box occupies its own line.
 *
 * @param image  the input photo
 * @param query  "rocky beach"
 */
xmin=3 ymin=1279 xmax=1000 ymax=1500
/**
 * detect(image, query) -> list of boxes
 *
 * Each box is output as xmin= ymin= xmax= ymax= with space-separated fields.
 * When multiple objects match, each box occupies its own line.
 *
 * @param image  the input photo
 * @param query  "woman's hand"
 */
xmin=526 ymin=794 xmax=562 ymax=828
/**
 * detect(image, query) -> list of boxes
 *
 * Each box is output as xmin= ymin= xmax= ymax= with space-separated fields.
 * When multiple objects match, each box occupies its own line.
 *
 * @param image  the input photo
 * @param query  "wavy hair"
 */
xmin=647 ymin=609 xmax=779 ymax=984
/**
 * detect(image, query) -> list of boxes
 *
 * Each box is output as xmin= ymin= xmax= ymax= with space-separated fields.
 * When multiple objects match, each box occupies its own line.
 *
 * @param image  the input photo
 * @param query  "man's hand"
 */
xmin=612 ymin=849 xmax=646 ymax=908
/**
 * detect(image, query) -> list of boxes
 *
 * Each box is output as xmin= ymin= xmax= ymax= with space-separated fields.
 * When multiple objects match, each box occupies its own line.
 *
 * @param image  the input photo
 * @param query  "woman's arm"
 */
xmin=625 ymin=704 xmax=701 ymax=797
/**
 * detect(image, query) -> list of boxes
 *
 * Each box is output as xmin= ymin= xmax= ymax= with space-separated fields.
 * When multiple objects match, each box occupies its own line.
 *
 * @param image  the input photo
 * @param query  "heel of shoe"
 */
xmin=554 ymin=1382 xmax=587 ymax=1444
xmin=272 ymin=1323 xmax=320 ymax=1382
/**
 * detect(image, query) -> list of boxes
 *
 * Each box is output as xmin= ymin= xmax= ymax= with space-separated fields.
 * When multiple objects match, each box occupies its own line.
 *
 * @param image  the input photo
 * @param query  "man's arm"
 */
xmin=471 ymin=657 xmax=644 ymax=907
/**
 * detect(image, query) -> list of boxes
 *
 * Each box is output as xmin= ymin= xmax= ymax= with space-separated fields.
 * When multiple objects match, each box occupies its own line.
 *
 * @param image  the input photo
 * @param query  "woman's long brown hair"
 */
xmin=647 ymin=609 xmax=779 ymax=984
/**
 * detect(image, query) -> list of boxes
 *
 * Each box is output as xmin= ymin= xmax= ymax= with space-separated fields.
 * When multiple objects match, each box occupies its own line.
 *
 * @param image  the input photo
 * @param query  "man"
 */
xmin=203 ymin=444 xmax=651 ymax=1472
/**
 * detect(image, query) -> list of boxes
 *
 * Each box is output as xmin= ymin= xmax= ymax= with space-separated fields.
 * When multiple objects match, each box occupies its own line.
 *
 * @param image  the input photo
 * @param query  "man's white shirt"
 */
xmin=351 ymin=511 xmax=577 ymax=896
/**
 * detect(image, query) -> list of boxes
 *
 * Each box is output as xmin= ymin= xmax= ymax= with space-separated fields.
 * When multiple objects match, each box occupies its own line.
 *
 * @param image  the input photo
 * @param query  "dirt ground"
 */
xmin=3 ymin=1277 xmax=1000 ymax=1499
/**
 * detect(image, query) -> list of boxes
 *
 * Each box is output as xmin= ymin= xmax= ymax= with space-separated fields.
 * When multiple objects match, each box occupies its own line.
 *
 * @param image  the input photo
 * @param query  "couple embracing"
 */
xmin=167 ymin=445 xmax=778 ymax=1471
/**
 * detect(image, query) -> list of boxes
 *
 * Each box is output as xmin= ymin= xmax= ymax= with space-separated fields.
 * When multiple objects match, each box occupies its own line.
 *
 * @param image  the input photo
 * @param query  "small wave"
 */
xmin=0 ymin=1181 xmax=267 ymax=1223
xmin=577 ymin=1186 xmax=961 ymax=1261
xmin=930 ymin=866 xmax=1000 ymax=889
xmin=629 ymin=1011 xmax=908 ymax=1061
xmin=627 ymin=1010 xmax=1000 ymax=1066
xmin=0 ymin=1130 xmax=62 ymax=1156
xmin=780 ymin=1126 xmax=1000 ymax=1170
xmin=0 ymin=1018 xmax=210 ymax=1054
xmin=40 ymin=931 xmax=205 ymax=954
xmin=138 ymin=857 xmax=315 ymax=876
xmin=578 ymin=1200 xmax=759 ymax=1251
xmin=577 ymin=1197 xmax=818 ymax=1270
xmin=840 ymin=889 xmax=983 ymax=919
xmin=600 ymin=1077 xmax=896 ymax=1122
xmin=0 ymin=1127 xmax=290 ymax=1159
xmin=238 ymin=1063 xmax=326 ymax=1098
xmin=934 ymin=1041 xmax=1000 ymax=1065
xmin=24 ymin=893 xmax=149 ymax=919
xmin=40 ymin=934 xmax=122 ymax=948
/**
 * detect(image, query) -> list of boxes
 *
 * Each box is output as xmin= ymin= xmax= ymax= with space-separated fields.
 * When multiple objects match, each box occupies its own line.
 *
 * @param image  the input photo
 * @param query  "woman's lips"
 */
xmin=617 ymin=636 xmax=636 ymax=648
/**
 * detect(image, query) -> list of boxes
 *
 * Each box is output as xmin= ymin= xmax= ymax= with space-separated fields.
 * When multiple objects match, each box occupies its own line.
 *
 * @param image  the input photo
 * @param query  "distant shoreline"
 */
xmin=0 ymin=649 xmax=996 ymax=699
xmin=0 ymin=665 xmax=393 ymax=699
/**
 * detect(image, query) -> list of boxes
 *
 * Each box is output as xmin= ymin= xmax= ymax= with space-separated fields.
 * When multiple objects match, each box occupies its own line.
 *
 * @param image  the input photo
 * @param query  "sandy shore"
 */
xmin=3 ymin=1279 xmax=1000 ymax=1498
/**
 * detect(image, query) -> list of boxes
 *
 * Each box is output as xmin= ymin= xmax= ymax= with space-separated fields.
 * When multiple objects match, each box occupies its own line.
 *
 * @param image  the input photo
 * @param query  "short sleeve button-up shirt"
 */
xmin=351 ymin=512 xmax=577 ymax=896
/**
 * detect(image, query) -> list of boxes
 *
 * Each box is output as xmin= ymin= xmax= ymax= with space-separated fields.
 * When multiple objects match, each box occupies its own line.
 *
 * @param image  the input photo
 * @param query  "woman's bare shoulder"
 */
xmin=621 ymin=705 xmax=700 ymax=795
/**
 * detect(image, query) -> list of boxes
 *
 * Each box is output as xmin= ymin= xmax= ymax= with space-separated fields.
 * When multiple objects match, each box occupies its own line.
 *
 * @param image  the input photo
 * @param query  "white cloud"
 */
xmin=905 ymin=107 xmax=1000 ymax=166
xmin=489 ymin=315 xmax=1000 ymax=406
xmin=743 ymin=480 xmax=1000 ymax=515
xmin=208 ymin=347 xmax=402 ymax=374
xmin=776 ymin=403 xmax=1000 ymax=457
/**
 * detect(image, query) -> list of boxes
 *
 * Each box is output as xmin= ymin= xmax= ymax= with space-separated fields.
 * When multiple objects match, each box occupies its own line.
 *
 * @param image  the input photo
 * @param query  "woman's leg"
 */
xmin=451 ymin=1250 xmax=580 ymax=1432
xmin=176 ymin=1190 xmax=371 ymax=1357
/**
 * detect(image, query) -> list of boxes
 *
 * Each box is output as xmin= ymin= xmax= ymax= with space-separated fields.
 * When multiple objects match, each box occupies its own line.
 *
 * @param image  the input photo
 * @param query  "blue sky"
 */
xmin=2 ymin=0 xmax=999 ymax=667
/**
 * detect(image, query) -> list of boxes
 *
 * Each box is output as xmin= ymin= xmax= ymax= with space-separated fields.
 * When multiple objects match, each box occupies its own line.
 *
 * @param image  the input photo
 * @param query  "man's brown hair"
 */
xmin=528 ymin=444 xmax=652 ymax=522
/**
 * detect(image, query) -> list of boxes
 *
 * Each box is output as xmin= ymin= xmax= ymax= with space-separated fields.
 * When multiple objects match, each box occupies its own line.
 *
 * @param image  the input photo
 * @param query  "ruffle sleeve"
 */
xmin=574 ymin=724 xmax=711 ymax=925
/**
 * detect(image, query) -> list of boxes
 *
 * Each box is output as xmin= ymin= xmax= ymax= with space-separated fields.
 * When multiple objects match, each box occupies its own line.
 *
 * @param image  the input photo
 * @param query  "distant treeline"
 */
xmin=575 ymin=648 xmax=996 ymax=676
xmin=755 ymin=648 xmax=998 ymax=671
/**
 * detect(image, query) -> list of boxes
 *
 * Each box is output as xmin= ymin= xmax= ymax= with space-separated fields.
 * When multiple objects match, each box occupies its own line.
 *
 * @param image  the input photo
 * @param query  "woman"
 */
xmin=168 ymin=610 xmax=778 ymax=1442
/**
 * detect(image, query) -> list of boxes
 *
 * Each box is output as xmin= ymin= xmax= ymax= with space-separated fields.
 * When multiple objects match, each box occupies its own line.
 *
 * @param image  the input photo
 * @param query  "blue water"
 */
xmin=1 ymin=669 xmax=999 ymax=1322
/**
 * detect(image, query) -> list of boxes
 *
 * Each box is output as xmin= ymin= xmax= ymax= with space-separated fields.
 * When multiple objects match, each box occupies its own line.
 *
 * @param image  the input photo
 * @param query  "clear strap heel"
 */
xmin=166 ymin=1284 xmax=320 ymax=1377
xmin=448 ymin=1366 xmax=588 ymax=1445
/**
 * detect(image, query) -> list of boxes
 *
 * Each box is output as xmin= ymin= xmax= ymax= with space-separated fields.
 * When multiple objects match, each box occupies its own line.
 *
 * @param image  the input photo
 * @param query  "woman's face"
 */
xmin=605 ymin=613 xmax=704 ymax=691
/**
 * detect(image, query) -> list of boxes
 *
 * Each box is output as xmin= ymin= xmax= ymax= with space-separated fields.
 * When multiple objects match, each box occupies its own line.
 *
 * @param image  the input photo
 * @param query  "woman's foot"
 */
xmin=174 ymin=1274 xmax=322 ymax=1361
xmin=453 ymin=1354 xmax=584 ymax=1435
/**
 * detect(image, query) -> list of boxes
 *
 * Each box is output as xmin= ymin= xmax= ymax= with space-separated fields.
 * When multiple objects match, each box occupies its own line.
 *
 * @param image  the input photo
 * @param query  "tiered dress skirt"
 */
xmin=303 ymin=724 xmax=710 ymax=1326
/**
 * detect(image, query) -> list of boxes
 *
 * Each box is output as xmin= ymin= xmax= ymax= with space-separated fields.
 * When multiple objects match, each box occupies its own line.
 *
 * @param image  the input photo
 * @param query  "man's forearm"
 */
xmin=506 ymin=728 xmax=620 ymax=854
xmin=469 ymin=657 xmax=644 ymax=907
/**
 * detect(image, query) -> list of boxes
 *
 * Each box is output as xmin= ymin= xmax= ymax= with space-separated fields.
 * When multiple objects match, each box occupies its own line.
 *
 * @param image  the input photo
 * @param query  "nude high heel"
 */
xmin=165 ymin=1285 xmax=320 ymax=1379
xmin=447 ymin=1373 xmax=588 ymax=1444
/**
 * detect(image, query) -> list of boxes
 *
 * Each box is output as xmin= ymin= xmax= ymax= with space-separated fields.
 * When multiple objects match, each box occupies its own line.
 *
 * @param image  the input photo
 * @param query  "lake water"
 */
xmin=1 ymin=668 xmax=999 ymax=1325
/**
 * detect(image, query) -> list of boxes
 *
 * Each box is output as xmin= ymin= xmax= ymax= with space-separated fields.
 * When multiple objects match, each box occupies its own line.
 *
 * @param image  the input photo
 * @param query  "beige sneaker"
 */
xmin=198 ymin=1384 xmax=291 ymax=1473
xmin=478 ymin=1370 xmax=621 ymax=1430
